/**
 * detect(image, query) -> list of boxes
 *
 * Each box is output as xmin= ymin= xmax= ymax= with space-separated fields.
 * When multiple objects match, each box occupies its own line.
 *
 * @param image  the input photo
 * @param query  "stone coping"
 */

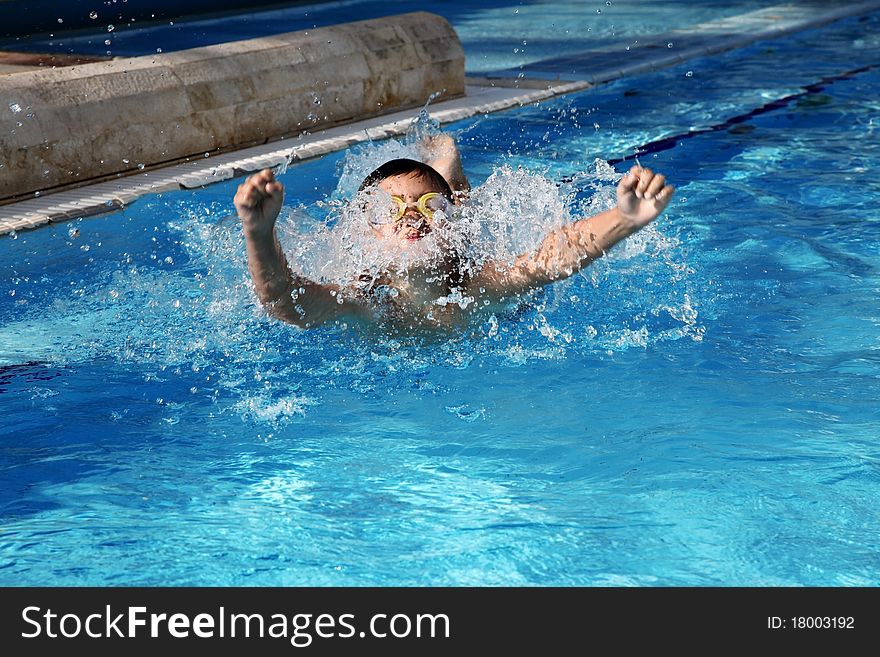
xmin=0 ymin=12 xmax=464 ymax=200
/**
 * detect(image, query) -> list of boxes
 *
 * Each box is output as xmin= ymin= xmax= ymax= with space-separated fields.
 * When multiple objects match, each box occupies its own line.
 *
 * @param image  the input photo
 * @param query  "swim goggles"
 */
xmin=367 ymin=192 xmax=450 ymax=225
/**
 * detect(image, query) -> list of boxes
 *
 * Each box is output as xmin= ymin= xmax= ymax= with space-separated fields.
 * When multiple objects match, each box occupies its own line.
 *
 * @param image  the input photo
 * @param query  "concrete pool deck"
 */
xmin=2 ymin=0 xmax=879 ymax=236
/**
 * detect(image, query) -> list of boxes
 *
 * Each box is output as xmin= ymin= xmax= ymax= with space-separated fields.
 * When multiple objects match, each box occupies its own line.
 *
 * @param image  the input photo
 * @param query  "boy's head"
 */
xmin=359 ymin=159 xmax=454 ymax=246
xmin=359 ymin=158 xmax=453 ymax=199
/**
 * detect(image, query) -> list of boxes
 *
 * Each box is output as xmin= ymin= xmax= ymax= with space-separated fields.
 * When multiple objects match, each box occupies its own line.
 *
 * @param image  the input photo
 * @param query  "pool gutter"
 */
xmin=0 ymin=81 xmax=588 ymax=233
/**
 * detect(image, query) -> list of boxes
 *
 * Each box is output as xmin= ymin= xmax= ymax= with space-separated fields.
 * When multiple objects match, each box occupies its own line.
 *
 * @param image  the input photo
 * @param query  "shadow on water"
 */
xmin=0 ymin=361 xmax=63 ymax=391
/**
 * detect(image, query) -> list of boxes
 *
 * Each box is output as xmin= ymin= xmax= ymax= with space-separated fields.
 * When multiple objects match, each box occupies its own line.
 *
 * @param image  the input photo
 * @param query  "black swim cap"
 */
xmin=358 ymin=158 xmax=454 ymax=200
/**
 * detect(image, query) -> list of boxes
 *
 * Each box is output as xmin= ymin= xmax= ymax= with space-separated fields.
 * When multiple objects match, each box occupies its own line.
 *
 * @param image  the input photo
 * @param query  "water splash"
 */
xmin=278 ymin=116 xmax=698 ymax=354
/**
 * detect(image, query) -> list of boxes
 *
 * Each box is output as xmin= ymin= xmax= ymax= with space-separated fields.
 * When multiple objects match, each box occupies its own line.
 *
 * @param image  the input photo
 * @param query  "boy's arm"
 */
xmin=235 ymin=169 xmax=361 ymax=328
xmin=423 ymin=133 xmax=471 ymax=197
xmin=470 ymin=166 xmax=674 ymax=299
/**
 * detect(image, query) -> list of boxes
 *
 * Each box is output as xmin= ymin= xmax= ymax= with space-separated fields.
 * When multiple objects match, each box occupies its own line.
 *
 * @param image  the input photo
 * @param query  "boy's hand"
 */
xmin=234 ymin=169 xmax=284 ymax=237
xmin=617 ymin=165 xmax=674 ymax=229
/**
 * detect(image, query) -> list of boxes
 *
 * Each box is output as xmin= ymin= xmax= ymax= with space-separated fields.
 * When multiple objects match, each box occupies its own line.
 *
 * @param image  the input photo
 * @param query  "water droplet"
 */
xmin=597 ymin=8 xmax=601 ymax=13
xmin=685 ymin=70 xmax=693 ymax=77
xmin=57 ymin=18 xmax=63 ymax=24
xmin=68 ymin=227 xmax=80 ymax=239
xmin=9 ymin=102 xmax=21 ymax=113
xmin=107 ymin=24 xmax=115 ymax=32
xmin=34 ymin=191 xmax=41 ymax=197
xmin=514 ymin=8 xmax=519 ymax=13
xmin=104 ymin=39 xmax=111 ymax=46
xmin=155 ymin=47 xmax=162 ymax=53
xmin=203 ymin=152 xmax=210 ymax=158
xmin=667 ymin=42 xmax=673 ymax=48
xmin=122 ymin=158 xmax=129 ymax=164
xmin=137 ymin=163 xmax=145 ymax=170
xmin=90 ymin=11 xmax=98 ymax=19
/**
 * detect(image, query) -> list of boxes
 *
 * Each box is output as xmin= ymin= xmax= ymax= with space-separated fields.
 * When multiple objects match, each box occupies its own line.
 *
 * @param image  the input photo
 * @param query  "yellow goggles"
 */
xmin=386 ymin=192 xmax=450 ymax=223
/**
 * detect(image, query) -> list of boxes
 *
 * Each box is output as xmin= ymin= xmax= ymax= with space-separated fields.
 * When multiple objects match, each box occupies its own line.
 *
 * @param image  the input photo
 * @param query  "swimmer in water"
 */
xmin=234 ymin=134 xmax=674 ymax=329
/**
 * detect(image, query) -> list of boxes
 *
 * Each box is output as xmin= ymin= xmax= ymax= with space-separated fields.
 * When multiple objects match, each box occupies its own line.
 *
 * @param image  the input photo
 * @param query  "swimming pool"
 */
xmin=2 ymin=12 xmax=879 ymax=586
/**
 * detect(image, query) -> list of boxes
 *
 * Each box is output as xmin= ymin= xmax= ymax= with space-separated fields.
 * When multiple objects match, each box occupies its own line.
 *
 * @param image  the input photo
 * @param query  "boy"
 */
xmin=234 ymin=135 xmax=674 ymax=329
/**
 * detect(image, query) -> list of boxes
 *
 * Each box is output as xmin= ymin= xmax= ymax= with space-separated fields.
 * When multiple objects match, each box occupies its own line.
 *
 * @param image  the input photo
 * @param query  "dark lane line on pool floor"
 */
xmin=601 ymin=64 xmax=877 ymax=168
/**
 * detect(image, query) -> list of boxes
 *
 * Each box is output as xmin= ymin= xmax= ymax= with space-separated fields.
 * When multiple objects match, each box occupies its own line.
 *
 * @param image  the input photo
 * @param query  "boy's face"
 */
xmin=370 ymin=172 xmax=450 ymax=248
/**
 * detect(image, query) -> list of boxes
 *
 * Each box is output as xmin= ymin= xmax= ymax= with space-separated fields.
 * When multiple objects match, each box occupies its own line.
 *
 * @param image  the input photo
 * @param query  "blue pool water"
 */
xmin=4 ymin=0 xmax=771 ymax=74
xmin=2 ymin=13 xmax=879 ymax=585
